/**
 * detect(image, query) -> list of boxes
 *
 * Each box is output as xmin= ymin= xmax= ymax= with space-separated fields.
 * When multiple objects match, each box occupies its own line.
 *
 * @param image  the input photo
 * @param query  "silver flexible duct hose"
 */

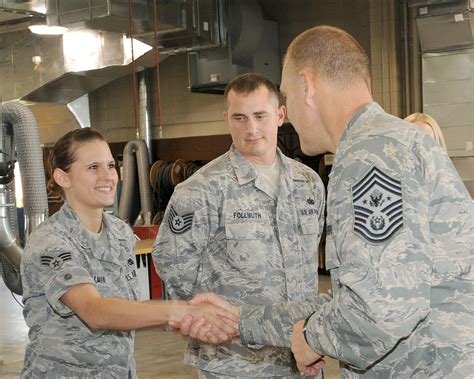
xmin=0 ymin=102 xmax=48 ymax=295
xmin=117 ymin=139 xmax=152 ymax=225
xmin=1 ymin=102 xmax=48 ymax=231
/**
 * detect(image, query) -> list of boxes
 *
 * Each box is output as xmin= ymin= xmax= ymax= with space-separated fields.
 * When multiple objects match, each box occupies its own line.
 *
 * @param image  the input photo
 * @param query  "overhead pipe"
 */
xmin=117 ymin=139 xmax=153 ymax=226
xmin=138 ymin=70 xmax=153 ymax=162
xmin=0 ymin=102 xmax=48 ymax=295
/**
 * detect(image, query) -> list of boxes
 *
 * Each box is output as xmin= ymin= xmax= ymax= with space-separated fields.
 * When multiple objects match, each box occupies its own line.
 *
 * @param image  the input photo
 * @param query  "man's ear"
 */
xmin=223 ymin=110 xmax=228 ymax=123
xmin=298 ymin=68 xmax=316 ymax=106
xmin=53 ymin=168 xmax=71 ymax=189
xmin=277 ymin=105 xmax=286 ymax=127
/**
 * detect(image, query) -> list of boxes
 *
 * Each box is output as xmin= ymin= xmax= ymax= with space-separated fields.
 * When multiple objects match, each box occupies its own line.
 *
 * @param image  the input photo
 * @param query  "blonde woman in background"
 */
xmin=405 ymin=112 xmax=448 ymax=152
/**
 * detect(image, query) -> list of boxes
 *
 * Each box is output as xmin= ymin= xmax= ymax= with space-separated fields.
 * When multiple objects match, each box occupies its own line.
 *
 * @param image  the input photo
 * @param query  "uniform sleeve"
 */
xmin=304 ymin=141 xmax=434 ymax=369
xmin=152 ymin=183 xmax=211 ymax=300
xmin=22 ymin=235 xmax=94 ymax=316
xmin=239 ymin=293 xmax=331 ymax=348
xmin=239 ymin=169 xmax=327 ymax=348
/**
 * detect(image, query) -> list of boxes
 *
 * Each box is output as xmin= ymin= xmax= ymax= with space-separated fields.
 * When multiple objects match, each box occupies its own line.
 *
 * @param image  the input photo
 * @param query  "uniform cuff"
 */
xmin=304 ymin=308 xmax=331 ymax=356
xmin=238 ymin=304 xmax=265 ymax=348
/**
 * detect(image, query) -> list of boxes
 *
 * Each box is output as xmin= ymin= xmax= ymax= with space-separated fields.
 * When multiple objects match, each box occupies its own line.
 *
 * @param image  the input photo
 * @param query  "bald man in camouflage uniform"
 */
xmin=153 ymin=73 xmax=325 ymax=378
xmin=235 ymin=26 xmax=473 ymax=378
xmin=239 ymin=102 xmax=474 ymax=378
xmin=21 ymin=203 xmax=140 ymax=378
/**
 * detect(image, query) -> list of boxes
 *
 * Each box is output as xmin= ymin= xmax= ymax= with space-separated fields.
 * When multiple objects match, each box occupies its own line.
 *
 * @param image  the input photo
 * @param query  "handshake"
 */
xmin=170 ymin=293 xmax=240 ymax=345
xmin=169 ymin=293 xmax=326 ymax=376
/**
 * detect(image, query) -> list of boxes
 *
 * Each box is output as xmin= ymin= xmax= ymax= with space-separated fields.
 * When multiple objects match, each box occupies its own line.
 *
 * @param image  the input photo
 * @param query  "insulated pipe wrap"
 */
xmin=0 ymin=102 xmax=47 ymax=295
xmin=1 ymin=102 xmax=48 ymax=222
xmin=117 ymin=139 xmax=152 ymax=225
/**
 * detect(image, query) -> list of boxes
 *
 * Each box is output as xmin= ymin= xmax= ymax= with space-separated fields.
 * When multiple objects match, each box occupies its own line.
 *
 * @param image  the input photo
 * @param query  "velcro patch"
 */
xmin=351 ymin=166 xmax=403 ymax=243
xmin=168 ymin=205 xmax=193 ymax=234
xmin=40 ymin=252 xmax=72 ymax=270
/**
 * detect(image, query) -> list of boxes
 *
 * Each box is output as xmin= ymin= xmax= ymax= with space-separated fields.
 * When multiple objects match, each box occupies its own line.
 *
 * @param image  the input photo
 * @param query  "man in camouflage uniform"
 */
xmin=21 ymin=202 xmax=140 ymax=378
xmin=235 ymin=26 xmax=473 ymax=378
xmin=152 ymin=73 xmax=325 ymax=378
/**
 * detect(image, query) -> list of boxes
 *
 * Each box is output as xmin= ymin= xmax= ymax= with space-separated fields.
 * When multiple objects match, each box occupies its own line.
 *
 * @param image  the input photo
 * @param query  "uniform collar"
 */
xmin=228 ymin=144 xmax=293 ymax=186
xmin=329 ymin=102 xmax=383 ymax=182
xmin=57 ymin=202 xmax=128 ymax=261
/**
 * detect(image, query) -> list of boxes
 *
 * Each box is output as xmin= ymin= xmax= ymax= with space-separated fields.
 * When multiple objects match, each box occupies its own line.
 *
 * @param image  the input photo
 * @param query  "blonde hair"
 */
xmin=285 ymin=25 xmax=371 ymax=89
xmin=404 ymin=113 xmax=447 ymax=152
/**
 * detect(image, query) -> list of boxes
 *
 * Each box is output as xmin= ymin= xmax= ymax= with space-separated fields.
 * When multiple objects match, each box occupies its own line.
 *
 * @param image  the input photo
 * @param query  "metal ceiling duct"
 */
xmin=1 ymin=29 xmax=152 ymax=103
xmin=409 ymin=0 xmax=474 ymax=52
xmin=0 ymin=0 xmax=225 ymax=143
xmin=188 ymin=0 xmax=280 ymax=94
xmin=42 ymin=0 xmax=224 ymax=52
xmin=0 ymin=0 xmax=46 ymax=23
xmin=0 ymin=28 xmax=153 ymax=144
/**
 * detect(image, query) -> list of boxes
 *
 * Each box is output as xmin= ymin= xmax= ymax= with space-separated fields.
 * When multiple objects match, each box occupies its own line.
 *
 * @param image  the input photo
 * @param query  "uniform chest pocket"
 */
xmin=300 ymin=218 xmax=319 ymax=235
xmin=225 ymin=222 xmax=271 ymax=240
xmin=224 ymin=223 xmax=273 ymax=276
xmin=298 ymin=215 xmax=321 ymax=260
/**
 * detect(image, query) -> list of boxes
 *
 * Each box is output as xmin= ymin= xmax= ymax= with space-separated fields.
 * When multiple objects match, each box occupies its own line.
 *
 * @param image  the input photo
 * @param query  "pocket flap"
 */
xmin=225 ymin=223 xmax=270 ymax=240
xmin=301 ymin=221 xmax=318 ymax=235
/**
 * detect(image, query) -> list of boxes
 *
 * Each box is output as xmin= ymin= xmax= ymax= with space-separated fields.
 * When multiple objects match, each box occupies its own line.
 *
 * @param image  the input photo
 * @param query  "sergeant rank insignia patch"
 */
xmin=168 ymin=205 xmax=193 ymax=234
xmin=351 ymin=166 xmax=403 ymax=243
xmin=40 ymin=252 xmax=72 ymax=270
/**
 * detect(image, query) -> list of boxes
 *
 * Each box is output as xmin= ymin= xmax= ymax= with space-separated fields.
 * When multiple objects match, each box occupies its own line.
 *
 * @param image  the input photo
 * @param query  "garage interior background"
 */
xmin=0 ymin=0 xmax=473 ymax=196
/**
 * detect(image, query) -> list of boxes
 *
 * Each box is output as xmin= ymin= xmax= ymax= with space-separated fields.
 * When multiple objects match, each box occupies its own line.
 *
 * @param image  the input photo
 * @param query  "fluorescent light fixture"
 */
xmin=28 ymin=25 xmax=68 ymax=35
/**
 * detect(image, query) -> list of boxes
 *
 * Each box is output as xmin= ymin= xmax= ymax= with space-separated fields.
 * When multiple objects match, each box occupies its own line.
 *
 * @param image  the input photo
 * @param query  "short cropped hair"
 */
xmin=286 ymin=25 xmax=371 ymax=88
xmin=404 ymin=112 xmax=448 ymax=152
xmin=224 ymin=73 xmax=280 ymax=106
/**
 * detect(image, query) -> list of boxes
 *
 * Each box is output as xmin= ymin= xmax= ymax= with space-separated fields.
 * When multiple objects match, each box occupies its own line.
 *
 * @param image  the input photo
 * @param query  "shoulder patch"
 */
xmin=168 ymin=205 xmax=193 ymax=235
xmin=40 ymin=252 xmax=72 ymax=270
xmin=351 ymin=166 xmax=403 ymax=243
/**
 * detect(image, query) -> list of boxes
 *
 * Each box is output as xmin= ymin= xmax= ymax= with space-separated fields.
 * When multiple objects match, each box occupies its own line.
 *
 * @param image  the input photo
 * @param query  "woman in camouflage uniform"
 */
xmin=20 ymin=128 xmax=237 ymax=378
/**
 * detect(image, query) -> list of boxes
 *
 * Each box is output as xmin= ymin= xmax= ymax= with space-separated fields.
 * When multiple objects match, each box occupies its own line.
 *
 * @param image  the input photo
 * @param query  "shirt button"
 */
xmin=64 ymin=273 xmax=72 ymax=280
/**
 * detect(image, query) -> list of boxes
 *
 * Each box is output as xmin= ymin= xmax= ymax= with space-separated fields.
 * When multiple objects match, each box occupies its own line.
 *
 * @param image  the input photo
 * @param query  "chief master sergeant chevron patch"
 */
xmin=351 ymin=166 xmax=404 ymax=244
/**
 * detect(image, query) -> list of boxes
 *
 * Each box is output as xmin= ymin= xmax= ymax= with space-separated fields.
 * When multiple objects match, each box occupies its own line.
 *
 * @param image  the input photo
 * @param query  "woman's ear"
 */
xmin=53 ymin=168 xmax=71 ymax=189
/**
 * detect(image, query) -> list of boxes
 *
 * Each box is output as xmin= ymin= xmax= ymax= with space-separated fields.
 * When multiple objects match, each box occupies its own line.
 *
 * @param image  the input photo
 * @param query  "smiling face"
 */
xmin=224 ymin=85 xmax=285 ymax=165
xmin=54 ymin=140 xmax=118 ymax=214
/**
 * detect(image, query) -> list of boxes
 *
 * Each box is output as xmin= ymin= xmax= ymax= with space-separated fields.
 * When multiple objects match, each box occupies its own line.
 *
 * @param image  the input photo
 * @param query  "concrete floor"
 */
xmin=0 ymin=275 xmax=339 ymax=378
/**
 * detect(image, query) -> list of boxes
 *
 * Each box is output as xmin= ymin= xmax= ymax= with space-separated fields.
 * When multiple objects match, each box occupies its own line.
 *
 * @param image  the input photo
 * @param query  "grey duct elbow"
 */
xmin=0 ymin=192 xmax=22 ymax=269
xmin=117 ymin=139 xmax=153 ymax=225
